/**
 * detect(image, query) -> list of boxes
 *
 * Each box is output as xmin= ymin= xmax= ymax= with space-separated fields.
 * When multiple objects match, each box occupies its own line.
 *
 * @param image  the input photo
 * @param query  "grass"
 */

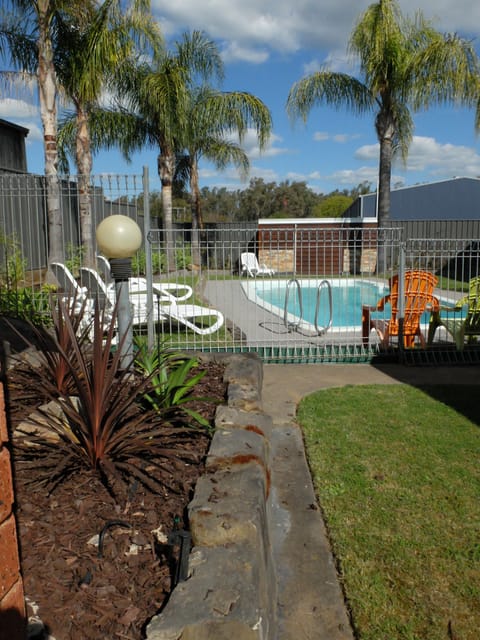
xmin=297 ymin=384 xmax=480 ymax=640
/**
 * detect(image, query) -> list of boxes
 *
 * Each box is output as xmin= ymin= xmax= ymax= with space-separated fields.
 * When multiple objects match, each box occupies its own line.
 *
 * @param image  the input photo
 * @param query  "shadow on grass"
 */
xmin=369 ymin=345 xmax=480 ymax=427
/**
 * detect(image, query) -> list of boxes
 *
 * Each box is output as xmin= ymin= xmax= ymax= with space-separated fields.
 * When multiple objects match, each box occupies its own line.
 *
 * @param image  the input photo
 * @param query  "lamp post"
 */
xmin=96 ymin=215 xmax=142 ymax=368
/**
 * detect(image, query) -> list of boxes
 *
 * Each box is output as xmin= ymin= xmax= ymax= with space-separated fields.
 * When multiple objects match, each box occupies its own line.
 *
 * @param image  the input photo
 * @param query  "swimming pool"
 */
xmin=241 ymin=278 xmax=459 ymax=333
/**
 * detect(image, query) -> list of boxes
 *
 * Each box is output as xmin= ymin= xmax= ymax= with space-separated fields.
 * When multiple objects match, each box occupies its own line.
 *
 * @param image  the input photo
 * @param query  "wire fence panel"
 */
xmin=2 ymin=171 xmax=480 ymax=363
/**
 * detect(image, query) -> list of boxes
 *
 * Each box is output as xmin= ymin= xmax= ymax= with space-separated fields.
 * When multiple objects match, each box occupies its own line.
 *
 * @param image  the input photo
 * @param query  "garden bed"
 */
xmin=3 ymin=321 xmax=227 ymax=640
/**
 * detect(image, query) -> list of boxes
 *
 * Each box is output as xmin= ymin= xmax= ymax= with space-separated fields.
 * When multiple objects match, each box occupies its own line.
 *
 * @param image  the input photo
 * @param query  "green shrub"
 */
xmin=0 ymin=285 xmax=54 ymax=327
xmin=0 ymin=231 xmax=27 ymax=287
xmin=65 ymin=243 xmax=85 ymax=277
xmin=175 ymin=247 xmax=192 ymax=270
xmin=132 ymin=249 xmax=165 ymax=275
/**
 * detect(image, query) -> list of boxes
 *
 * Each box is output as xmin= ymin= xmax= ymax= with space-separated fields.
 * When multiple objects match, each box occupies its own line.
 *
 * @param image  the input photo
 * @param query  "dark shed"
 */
xmin=347 ymin=177 xmax=480 ymax=220
xmin=0 ymin=118 xmax=29 ymax=173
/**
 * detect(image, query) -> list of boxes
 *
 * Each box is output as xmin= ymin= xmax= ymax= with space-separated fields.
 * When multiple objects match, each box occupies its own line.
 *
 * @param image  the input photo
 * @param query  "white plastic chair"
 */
xmin=240 ymin=252 xmax=275 ymax=277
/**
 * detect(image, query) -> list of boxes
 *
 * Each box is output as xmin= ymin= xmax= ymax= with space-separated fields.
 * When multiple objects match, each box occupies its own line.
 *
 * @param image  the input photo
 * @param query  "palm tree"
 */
xmin=63 ymin=30 xmax=271 ymax=271
xmin=287 ymin=0 xmax=479 ymax=271
xmin=56 ymin=0 xmax=162 ymax=267
xmin=0 ymin=0 xmax=79 ymax=265
xmin=84 ymin=31 xmax=226 ymax=271
xmin=175 ymin=86 xmax=272 ymax=264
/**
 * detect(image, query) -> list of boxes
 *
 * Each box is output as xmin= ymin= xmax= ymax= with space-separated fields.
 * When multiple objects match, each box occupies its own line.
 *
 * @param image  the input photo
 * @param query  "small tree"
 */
xmin=313 ymin=194 xmax=353 ymax=218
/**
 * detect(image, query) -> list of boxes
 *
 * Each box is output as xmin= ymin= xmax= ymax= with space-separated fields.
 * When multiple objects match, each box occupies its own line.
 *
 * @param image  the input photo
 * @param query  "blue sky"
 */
xmin=2 ymin=0 xmax=480 ymax=195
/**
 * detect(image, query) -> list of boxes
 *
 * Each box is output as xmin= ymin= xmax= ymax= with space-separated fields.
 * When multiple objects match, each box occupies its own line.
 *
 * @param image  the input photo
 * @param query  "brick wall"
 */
xmin=0 ymin=383 xmax=26 ymax=640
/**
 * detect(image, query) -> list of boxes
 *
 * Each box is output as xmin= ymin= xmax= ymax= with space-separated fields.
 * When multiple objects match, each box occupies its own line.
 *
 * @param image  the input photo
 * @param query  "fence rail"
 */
xmin=1 ymin=170 xmax=480 ymax=363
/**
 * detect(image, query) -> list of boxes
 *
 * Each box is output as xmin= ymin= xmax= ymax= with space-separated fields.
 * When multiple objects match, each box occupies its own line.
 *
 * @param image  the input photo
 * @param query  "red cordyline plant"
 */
xmin=11 ymin=296 xmax=212 ymax=503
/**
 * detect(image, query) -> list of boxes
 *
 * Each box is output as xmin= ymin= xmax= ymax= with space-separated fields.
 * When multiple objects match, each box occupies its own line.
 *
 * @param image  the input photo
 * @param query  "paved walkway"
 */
xmin=262 ymin=363 xmax=480 ymax=640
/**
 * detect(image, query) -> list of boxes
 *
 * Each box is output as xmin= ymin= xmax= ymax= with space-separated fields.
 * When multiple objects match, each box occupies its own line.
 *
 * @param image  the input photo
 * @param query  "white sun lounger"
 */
xmin=96 ymin=254 xmax=193 ymax=302
xmin=80 ymin=267 xmax=224 ymax=335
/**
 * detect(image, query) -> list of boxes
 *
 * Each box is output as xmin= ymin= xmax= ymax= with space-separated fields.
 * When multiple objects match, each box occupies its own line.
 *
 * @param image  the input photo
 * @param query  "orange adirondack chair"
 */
xmin=362 ymin=270 xmax=439 ymax=348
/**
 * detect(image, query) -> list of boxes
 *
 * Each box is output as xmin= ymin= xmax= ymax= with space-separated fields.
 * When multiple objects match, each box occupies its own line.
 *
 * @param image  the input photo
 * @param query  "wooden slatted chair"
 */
xmin=362 ymin=270 xmax=439 ymax=348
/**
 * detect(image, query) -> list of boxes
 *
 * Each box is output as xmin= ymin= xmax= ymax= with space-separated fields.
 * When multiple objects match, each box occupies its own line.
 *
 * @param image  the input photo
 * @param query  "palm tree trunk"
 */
xmin=37 ymin=1 xmax=62 ymax=265
xmin=75 ymin=105 xmax=95 ymax=268
xmin=190 ymin=157 xmax=202 ymax=267
xmin=158 ymin=151 xmax=176 ymax=272
xmin=375 ymin=110 xmax=394 ymax=274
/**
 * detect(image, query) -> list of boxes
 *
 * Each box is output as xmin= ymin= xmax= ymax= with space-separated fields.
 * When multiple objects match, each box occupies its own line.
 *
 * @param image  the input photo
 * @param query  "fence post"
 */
xmin=398 ymin=242 xmax=406 ymax=351
xmin=142 ymin=166 xmax=155 ymax=352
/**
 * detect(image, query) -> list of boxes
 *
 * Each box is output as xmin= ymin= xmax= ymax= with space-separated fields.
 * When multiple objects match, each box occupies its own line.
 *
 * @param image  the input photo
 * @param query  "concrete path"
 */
xmin=262 ymin=363 xmax=480 ymax=640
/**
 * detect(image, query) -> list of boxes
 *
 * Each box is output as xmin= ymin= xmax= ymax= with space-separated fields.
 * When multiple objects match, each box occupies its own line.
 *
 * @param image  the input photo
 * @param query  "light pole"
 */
xmin=96 ymin=215 xmax=142 ymax=368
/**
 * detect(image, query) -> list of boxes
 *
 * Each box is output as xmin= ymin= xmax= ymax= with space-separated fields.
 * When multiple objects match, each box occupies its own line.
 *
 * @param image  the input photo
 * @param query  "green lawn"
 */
xmin=297 ymin=384 xmax=480 ymax=640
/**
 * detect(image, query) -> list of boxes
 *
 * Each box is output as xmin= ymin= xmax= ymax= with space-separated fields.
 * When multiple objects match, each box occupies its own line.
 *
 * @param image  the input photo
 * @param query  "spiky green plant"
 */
xmin=135 ymin=340 xmax=212 ymax=429
xmin=11 ymin=299 xmax=212 ymax=502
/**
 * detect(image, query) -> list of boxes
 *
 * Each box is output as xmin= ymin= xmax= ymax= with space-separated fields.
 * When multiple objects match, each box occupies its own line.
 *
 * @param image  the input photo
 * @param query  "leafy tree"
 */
xmin=271 ymin=180 xmax=320 ymax=218
xmin=313 ymin=194 xmax=353 ymax=218
xmin=287 ymin=0 xmax=479 ymax=270
xmin=239 ymin=178 xmax=278 ymax=220
xmin=200 ymin=186 xmax=241 ymax=222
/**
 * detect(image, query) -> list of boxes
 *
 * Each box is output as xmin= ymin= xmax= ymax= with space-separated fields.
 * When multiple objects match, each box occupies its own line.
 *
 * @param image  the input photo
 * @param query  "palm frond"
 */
xmin=287 ymin=71 xmax=374 ymax=122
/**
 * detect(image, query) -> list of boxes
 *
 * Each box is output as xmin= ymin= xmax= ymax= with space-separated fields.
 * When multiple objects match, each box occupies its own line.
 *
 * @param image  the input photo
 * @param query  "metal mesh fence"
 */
xmin=2 ymin=170 xmax=480 ymax=363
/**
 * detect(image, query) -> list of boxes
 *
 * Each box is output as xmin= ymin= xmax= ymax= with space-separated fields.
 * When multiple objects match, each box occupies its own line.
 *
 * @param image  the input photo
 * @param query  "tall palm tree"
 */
xmin=176 ymin=86 xmax=272 ymax=264
xmin=0 ymin=0 xmax=81 ymax=265
xmin=287 ymin=0 xmax=479 ymax=271
xmin=85 ymin=31 xmax=226 ymax=271
xmin=56 ymin=0 xmax=162 ymax=267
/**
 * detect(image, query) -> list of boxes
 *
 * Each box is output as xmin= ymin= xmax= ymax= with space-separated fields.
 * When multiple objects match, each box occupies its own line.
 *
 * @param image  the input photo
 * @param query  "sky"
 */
xmin=2 ymin=0 xmax=480 ymax=195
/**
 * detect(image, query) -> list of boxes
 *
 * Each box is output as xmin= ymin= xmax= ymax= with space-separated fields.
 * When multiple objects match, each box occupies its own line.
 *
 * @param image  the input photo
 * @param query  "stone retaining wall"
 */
xmin=146 ymin=353 xmax=277 ymax=640
xmin=0 ymin=383 xmax=26 ymax=640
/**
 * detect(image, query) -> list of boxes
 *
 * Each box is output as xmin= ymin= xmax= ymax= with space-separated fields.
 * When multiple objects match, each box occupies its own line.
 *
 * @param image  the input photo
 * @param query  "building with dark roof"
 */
xmin=346 ymin=177 xmax=480 ymax=220
xmin=0 ymin=118 xmax=29 ymax=173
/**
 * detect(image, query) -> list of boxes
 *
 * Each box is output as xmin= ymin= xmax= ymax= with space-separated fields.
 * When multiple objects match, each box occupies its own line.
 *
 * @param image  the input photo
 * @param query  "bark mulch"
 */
xmin=2 ymin=322 xmax=226 ymax=640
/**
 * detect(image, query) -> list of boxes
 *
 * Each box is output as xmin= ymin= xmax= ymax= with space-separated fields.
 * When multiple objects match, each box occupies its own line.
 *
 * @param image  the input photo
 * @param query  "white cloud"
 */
xmin=354 ymin=135 xmax=480 ymax=184
xmin=355 ymin=143 xmax=379 ymax=161
xmin=24 ymin=123 xmax=43 ymax=143
xmin=200 ymin=164 xmax=279 ymax=185
xmin=152 ymin=1 xmax=480 ymax=62
xmin=248 ymin=166 xmax=279 ymax=182
xmin=0 ymin=99 xmax=43 ymax=142
xmin=285 ymin=166 xmax=398 ymax=191
xmin=315 ymin=131 xmax=361 ymax=144
xmin=400 ymin=136 xmax=480 ymax=178
xmin=329 ymin=167 xmax=379 ymax=185
xmin=222 ymin=42 xmax=269 ymax=64
xmin=225 ymin=129 xmax=289 ymax=159
xmin=0 ymin=98 xmax=37 ymax=120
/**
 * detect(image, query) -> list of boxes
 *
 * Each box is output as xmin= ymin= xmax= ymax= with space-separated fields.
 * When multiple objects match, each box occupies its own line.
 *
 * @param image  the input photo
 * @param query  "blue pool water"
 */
xmin=251 ymin=279 xmax=388 ymax=330
xmin=242 ymin=278 xmax=463 ymax=333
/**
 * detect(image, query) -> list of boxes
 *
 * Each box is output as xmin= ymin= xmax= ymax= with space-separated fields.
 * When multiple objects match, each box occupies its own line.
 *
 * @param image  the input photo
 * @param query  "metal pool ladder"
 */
xmin=284 ymin=279 xmax=333 ymax=335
